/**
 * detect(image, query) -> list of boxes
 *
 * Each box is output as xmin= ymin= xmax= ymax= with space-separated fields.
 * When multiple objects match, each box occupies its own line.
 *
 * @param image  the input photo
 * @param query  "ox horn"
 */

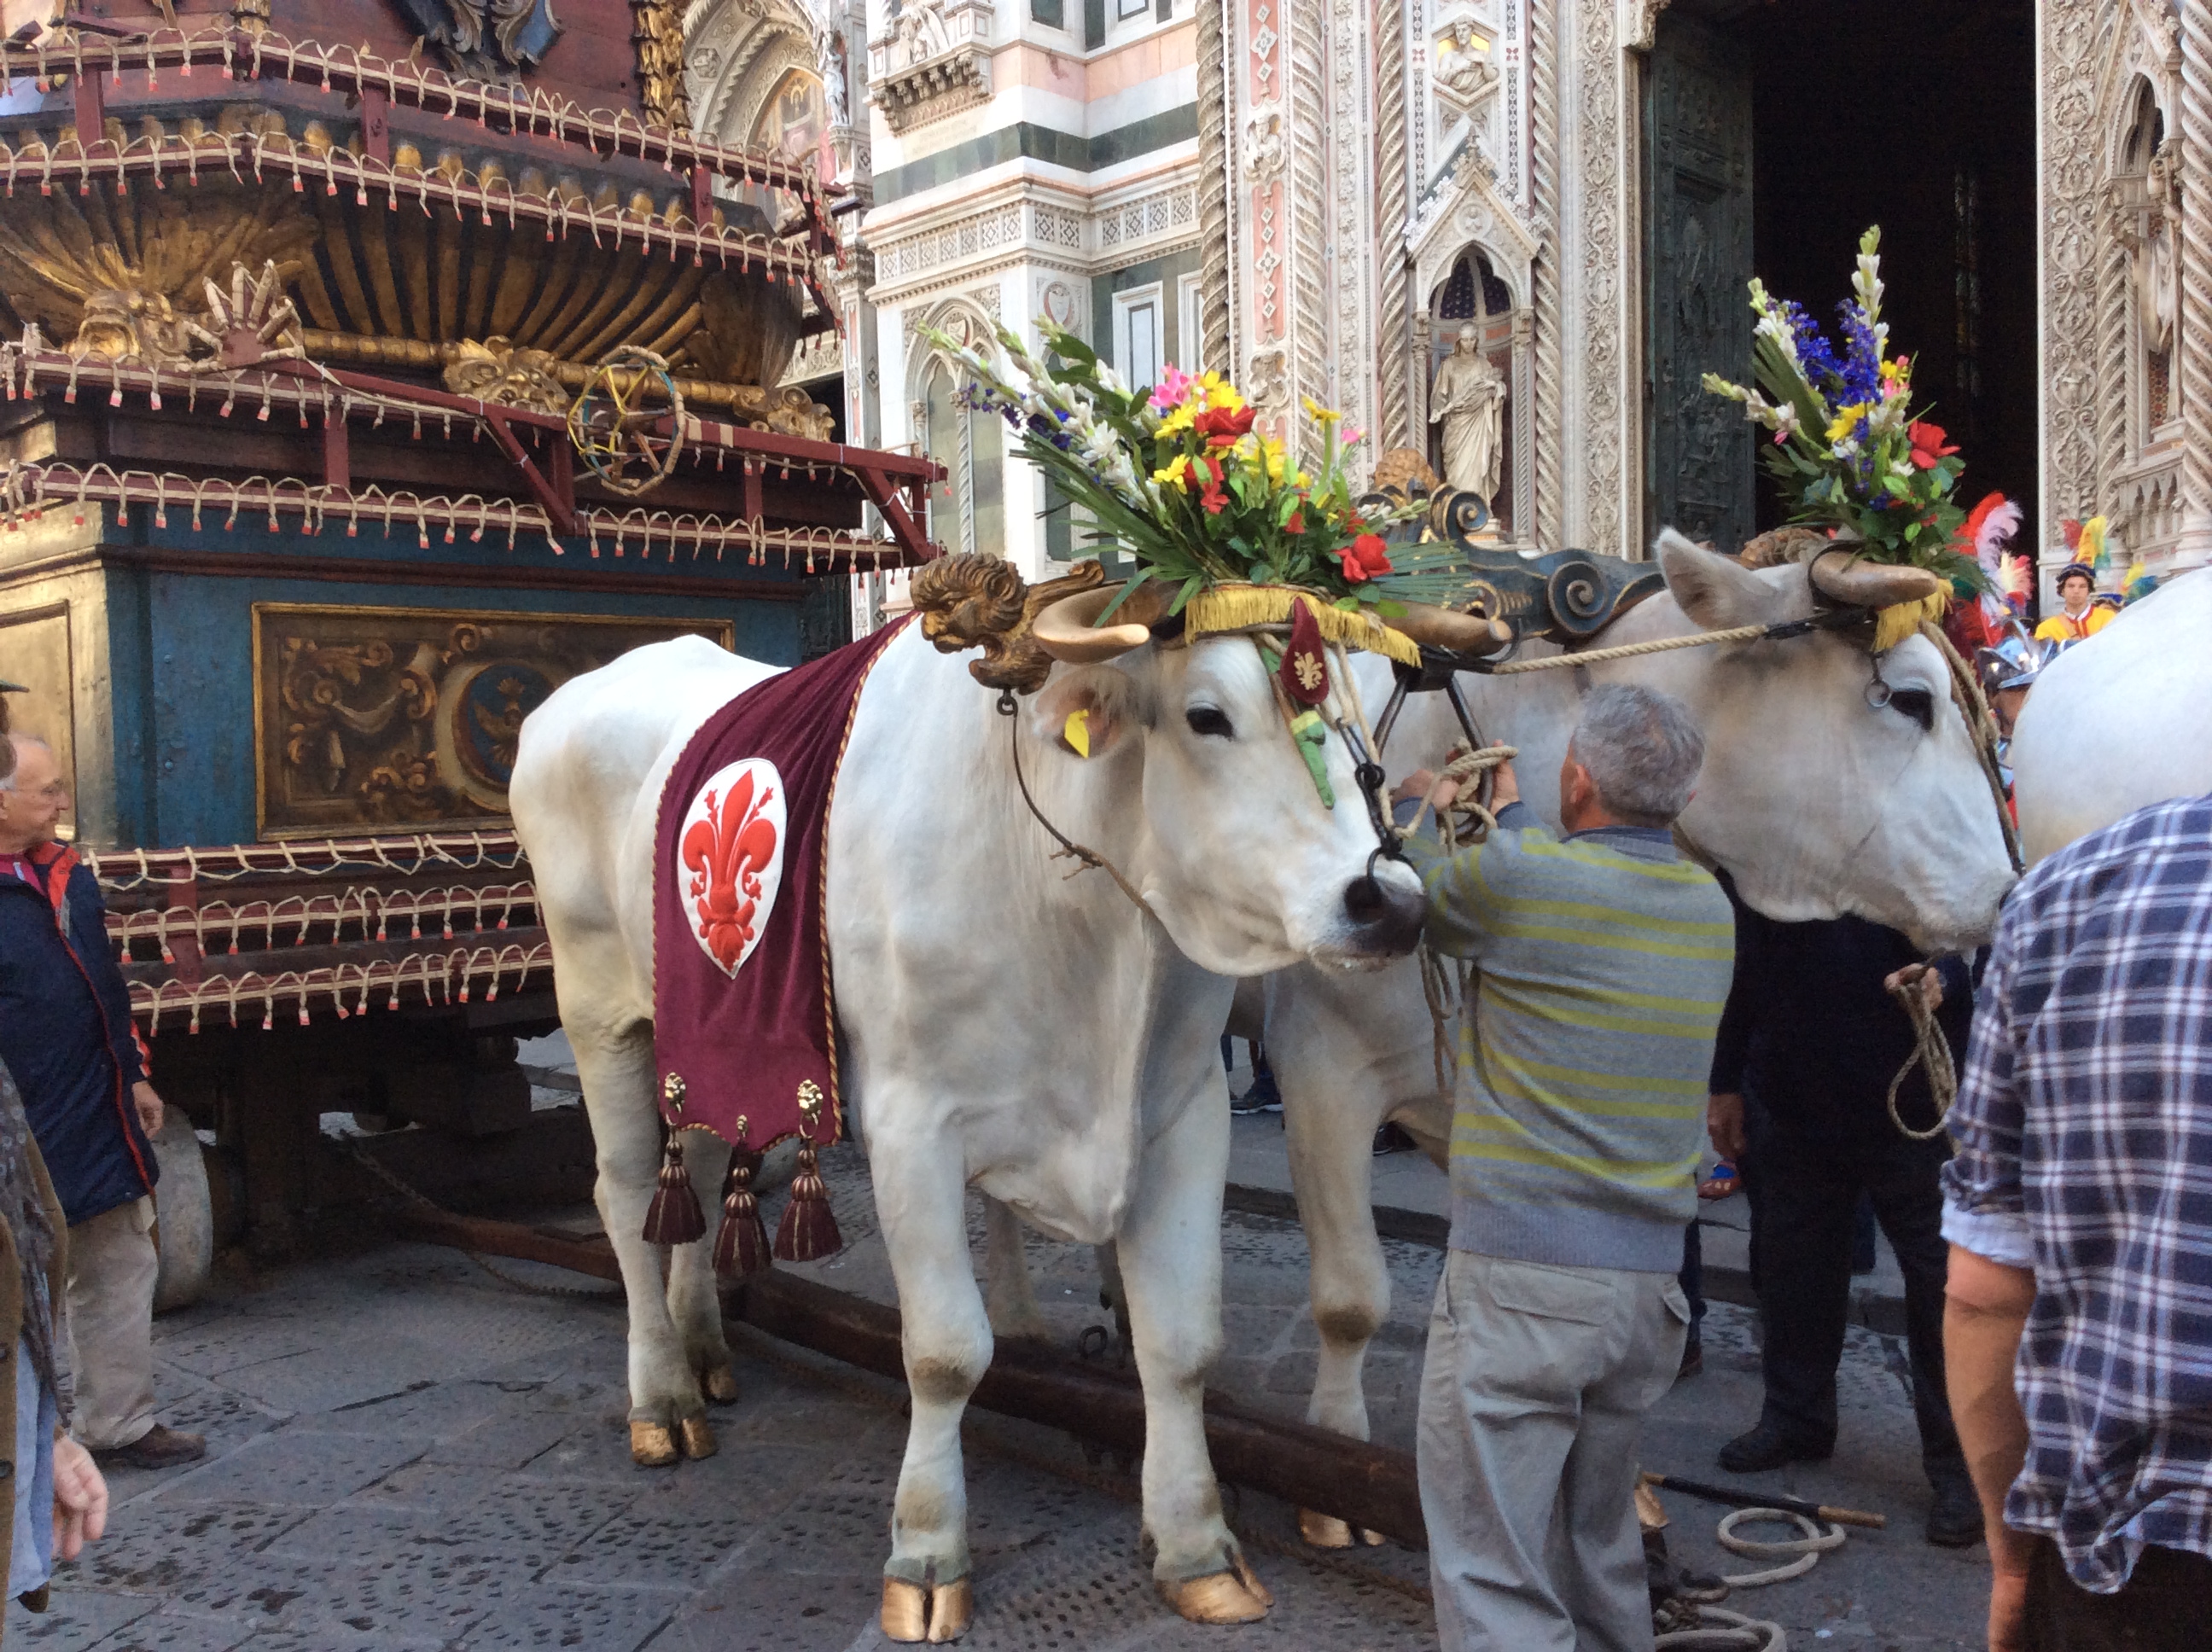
xmin=1807 ymin=549 xmax=1945 ymax=610
xmin=1030 ymin=580 xmax=1176 ymax=663
xmin=1387 ymin=601 xmax=1515 ymax=657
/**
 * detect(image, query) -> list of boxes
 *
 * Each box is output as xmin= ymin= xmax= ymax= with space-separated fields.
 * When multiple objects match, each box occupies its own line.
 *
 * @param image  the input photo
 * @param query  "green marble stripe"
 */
xmin=873 ymin=106 xmax=1200 ymax=204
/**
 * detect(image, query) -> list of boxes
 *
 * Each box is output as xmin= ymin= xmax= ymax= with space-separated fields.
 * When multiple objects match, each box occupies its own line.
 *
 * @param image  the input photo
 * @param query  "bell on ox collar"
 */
xmin=1279 ymin=598 xmax=1331 ymax=707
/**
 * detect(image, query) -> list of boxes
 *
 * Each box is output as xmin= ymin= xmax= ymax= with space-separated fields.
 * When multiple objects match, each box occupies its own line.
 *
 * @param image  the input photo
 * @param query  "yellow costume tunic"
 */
xmin=2034 ymin=606 xmax=2116 ymax=643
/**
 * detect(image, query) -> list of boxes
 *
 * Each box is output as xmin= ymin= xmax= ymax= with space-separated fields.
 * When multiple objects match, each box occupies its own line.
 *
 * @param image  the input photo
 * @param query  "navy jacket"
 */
xmin=1708 ymin=879 xmax=1974 ymax=1147
xmin=0 ymin=845 xmax=157 ymax=1224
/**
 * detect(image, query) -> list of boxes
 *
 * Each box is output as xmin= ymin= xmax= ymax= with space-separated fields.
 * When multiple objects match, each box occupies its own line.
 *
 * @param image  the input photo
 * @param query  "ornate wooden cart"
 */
xmin=0 ymin=0 xmax=940 ymax=1277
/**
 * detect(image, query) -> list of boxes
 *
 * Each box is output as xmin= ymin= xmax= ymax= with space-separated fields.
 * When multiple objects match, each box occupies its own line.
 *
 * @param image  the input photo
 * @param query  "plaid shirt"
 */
xmin=1941 ymin=794 xmax=2212 ymax=1591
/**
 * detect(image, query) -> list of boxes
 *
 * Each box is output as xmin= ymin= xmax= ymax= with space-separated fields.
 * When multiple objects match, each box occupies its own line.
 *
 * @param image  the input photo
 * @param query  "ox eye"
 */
xmin=1185 ymin=706 xmax=1236 ymax=739
xmin=1889 ymin=688 xmax=1936 ymax=731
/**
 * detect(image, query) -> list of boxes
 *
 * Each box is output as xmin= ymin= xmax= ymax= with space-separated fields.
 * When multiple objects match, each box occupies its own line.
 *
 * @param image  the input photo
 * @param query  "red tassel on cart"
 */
xmin=641 ymin=1133 xmax=705 ymax=1246
xmin=712 ymin=1149 xmax=771 ymax=1279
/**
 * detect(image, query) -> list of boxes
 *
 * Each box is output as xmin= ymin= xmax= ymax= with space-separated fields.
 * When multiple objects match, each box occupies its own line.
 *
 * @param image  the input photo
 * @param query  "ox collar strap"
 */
xmin=994 ymin=689 xmax=1157 ymax=919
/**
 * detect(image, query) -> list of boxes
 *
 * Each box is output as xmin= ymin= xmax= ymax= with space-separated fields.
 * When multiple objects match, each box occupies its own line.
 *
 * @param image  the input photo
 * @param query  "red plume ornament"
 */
xmin=1278 ymin=597 xmax=1331 ymax=707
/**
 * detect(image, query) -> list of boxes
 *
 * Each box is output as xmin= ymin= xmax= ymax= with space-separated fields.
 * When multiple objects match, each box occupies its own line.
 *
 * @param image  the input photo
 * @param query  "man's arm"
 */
xmin=1946 ymin=1248 xmax=2037 ymax=1652
xmin=1395 ymin=759 xmax=1541 ymax=960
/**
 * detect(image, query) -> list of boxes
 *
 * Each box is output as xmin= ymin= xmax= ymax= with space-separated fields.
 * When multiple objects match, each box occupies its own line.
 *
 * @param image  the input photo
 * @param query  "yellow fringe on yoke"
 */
xmin=1185 ymin=583 xmax=1423 ymax=666
xmin=1871 ymin=591 xmax=1950 ymax=653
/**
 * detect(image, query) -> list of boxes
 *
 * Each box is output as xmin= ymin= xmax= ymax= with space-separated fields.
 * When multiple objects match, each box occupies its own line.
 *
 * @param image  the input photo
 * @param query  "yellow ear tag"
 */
xmin=1064 ymin=707 xmax=1091 ymax=758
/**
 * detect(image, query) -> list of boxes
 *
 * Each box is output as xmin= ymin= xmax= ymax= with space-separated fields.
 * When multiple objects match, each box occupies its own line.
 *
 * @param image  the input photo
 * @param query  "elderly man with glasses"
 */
xmin=0 ymin=733 xmax=202 ymax=1471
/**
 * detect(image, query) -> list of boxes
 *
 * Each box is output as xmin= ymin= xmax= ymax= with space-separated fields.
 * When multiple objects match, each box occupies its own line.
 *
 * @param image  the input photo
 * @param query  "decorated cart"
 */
xmin=0 ymin=0 xmax=940 ymax=1282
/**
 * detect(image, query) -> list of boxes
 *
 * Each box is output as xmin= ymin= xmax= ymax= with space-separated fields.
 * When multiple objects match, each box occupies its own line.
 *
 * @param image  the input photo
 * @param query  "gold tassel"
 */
xmin=1185 ymin=584 xmax=1422 ymax=666
xmin=1872 ymin=591 xmax=1949 ymax=653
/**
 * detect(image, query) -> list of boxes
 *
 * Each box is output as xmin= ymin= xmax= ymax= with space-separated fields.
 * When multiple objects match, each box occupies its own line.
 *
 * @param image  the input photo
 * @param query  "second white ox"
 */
xmin=1247 ymin=535 xmax=2018 ymax=1508
xmin=2009 ymin=566 xmax=2212 ymax=864
xmin=508 ymin=574 xmax=1429 ymax=1641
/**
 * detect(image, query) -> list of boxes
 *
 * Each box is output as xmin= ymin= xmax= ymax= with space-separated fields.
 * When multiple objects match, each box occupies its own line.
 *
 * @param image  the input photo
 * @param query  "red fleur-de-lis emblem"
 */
xmin=678 ymin=759 xmax=787 ymax=976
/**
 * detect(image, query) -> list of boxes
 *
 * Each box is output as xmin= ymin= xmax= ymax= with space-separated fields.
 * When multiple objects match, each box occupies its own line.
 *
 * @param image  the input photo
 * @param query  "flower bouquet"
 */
xmin=921 ymin=318 xmax=1476 ymax=664
xmin=1703 ymin=227 xmax=1988 ymax=650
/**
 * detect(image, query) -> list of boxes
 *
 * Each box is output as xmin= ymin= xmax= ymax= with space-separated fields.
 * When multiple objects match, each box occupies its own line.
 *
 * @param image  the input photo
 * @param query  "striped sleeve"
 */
xmin=1400 ymin=809 xmax=1552 ymax=963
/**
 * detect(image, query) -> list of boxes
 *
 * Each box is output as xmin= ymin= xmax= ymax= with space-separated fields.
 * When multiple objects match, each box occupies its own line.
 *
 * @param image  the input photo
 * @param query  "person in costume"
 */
xmin=2034 ymin=562 xmax=2116 ymax=643
xmin=1943 ymin=493 xmax=2032 ymax=657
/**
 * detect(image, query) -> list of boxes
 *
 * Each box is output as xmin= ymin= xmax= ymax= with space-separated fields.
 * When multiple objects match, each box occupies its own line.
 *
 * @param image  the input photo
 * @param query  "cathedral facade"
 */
xmin=684 ymin=0 xmax=2212 ymax=605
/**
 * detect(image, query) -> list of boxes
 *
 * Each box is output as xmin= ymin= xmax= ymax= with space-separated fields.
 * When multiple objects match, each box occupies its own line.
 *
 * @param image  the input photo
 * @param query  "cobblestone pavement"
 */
xmin=6 ymin=1140 xmax=1987 ymax=1650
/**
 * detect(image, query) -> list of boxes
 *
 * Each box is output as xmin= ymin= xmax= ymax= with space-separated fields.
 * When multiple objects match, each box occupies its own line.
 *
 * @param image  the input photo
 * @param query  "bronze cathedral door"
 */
xmin=1643 ymin=14 xmax=1753 ymax=555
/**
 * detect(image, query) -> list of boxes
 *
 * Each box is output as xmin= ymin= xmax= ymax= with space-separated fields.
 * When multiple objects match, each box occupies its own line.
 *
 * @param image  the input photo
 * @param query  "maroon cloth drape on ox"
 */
xmin=652 ymin=614 xmax=913 ymax=1149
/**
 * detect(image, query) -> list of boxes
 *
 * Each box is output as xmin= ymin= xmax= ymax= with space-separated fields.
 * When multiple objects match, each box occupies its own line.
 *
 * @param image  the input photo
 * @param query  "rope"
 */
xmin=996 ymin=689 xmax=1156 ymax=918
xmin=1394 ymin=745 xmax=1518 ymax=1097
xmin=336 ymin=1137 xmax=622 ymax=1304
xmin=1479 ymin=622 xmax=1776 ymax=674
xmin=1883 ymin=967 xmax=1959 ymax=1143
xmin=1653 ymin=1606 xmax=1789 ymax=1650
xmin=1713 ymin=1507 xmax=1844 ymax=1586
xmin=1917 ymin=620 xmax=2026 ymax=875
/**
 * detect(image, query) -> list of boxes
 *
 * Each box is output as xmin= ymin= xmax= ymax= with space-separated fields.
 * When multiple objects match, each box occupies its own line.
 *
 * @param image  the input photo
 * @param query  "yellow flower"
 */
xmin=1152 ymin=452 xmax=1193 ymax=490
xmin=1157 ymin=401 xmax=1199 ymax=438
xmin=1301 ymin=396 xmax=1342 ymax=427
xmin=1825 ymin=403 xmax=1871 ymax=443
xmin=1194 ymin=372 xmax=1248 ymax=416
xmin=1242 ymin=433 xmax=1294 ymax=486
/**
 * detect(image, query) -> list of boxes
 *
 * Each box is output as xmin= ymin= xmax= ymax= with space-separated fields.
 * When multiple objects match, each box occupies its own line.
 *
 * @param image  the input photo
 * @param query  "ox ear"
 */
xmin=1032 ymin=664 xmax=1140 ymax=759
xmin=1656 ymin=528 xmax=1787 ymax=631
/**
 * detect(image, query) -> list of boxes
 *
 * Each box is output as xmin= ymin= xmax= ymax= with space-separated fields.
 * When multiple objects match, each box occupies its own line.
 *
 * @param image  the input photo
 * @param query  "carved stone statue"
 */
xmin=2141 ymin=141 xmax=2178 ymax=356
xmin=1435 ymin=20 xmax=1499 ymax=107
xmin=1429 ymin=323 xmax=1505 ymax=504
xmin=821 ymin=33 xmax=851 ymax=128
xmin=891 ymin=0 xmax=950 ymax=70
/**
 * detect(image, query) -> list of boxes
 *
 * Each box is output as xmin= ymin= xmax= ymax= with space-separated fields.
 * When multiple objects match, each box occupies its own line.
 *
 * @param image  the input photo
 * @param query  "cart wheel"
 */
xmin=151 ymin=1107 xmax=213 ymax=1314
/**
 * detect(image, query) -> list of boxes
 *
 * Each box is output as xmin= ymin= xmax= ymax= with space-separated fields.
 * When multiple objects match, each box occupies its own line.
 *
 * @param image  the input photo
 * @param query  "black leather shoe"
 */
xmin=1925 ymin=1469 xmax=1984 ymax=1548
xmin=1717 ymin=1420 xmax=1833 ymax=1474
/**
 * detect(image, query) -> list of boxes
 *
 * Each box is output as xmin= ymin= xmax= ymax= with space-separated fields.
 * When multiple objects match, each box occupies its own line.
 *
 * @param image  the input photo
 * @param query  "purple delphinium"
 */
xmin=1779 ymin=300 xmax=1844 ymax=387
xmin=1834 ymin=300 xmax=1883 ymax=408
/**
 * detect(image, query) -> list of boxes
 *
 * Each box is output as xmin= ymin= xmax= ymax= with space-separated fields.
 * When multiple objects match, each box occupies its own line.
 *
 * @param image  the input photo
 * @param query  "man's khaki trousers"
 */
xmin=1417 ymin=1248 xmax=1690 ymax=1652
xmin=66 ymin=1196 xmax=158 ymax=1451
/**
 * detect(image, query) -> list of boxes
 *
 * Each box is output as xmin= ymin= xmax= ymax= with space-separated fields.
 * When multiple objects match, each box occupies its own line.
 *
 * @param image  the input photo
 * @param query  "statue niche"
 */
xmin=1426 ymin=248 xmax=1515 ymax=531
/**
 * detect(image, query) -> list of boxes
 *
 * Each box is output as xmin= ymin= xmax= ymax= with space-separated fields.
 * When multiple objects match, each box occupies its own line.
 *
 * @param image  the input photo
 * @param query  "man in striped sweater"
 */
xmin=1398 ymin=683 xmax=1733 ymax=1651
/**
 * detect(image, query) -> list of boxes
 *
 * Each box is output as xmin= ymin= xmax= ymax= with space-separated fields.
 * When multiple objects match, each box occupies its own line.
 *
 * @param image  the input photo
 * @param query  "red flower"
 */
xmin=1201 ymin=484 xmax=1229 ymax=515
xmin=1335 ymin=532 xmax=1394 ymax=583
xmin=1195 ymin=404 xmax=1257 ymax=447
xmin=1907 ymin=421 xmax=1959 ymax=470
xmin=1285 ymin=509 xmax=1306 ymax=535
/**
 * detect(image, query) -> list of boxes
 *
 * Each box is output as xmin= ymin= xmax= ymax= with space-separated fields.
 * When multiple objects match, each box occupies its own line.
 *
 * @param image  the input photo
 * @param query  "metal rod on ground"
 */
xmin=1642 ymin=1471 xmax=1886 ymax=1531
xmin=383 ymin=1202 xmax=1429 ymax=1547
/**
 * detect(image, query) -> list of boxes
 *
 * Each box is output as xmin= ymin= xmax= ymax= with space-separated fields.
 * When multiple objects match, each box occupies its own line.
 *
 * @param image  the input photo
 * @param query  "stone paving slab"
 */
xmin=3 ymin=1150 xmax=1991 ymax=1651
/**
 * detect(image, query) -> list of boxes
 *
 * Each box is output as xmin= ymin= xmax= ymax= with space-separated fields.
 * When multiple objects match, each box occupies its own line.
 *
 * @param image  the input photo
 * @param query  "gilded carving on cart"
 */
xmin=253 ymin=605 xmax=732 ymax=838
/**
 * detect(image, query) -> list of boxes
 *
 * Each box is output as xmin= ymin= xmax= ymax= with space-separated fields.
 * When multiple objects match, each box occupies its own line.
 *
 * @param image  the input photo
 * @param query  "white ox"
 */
xmin=508 ymin=576 xmax=1433 ymax=1641
xmin=2009 ymin=566 xmax=2212 ymax=864
xmin=1207 ymin=536 xmax=2019 ymax=1512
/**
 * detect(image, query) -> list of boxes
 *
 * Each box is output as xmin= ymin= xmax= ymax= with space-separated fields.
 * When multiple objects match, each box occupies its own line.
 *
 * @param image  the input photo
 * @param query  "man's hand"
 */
xmin=1487 ymin=759 xmax=1519 ymax=810
xmin=131 ymin=1080 xmax=164 ymax=1138
xmin=1708 ymin=1091 xmax=1747 ymax=1161
xmin=1884 ymin=962 xmax=1943 ymax=1015
xmin=51 ymin=1435 xmax=108 ymax=1562
xmin=1392 ymin=769 xmax=1436 ymax=806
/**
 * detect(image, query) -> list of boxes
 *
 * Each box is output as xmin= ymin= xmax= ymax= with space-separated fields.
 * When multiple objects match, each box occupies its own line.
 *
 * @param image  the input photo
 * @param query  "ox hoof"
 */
xmin=881 ymin=1576 xmax=972 ymax=1643
xmin=678 ymin=1416 xmax=718 ymax=1459
xmin=701 ymin=1364 xmax=740 ymax=1405
xmin=1157 ymin=1554 xmax=1272 ymax=1625
xmin=629 ymin=1420 xmax=679 ymax=1468
xmin=1297 ymin=1509 xmax=1391 ymax=1550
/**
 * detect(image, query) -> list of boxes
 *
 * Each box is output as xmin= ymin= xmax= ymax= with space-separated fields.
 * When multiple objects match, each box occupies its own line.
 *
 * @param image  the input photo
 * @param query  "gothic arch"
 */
xmin=905 ymin=296 xmax=1006 ymax=557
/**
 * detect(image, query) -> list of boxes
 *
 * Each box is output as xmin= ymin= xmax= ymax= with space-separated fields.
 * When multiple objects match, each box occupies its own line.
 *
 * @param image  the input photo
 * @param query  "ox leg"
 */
xmin=876 ymin=1128 xmax=987 ymax=1643
xmin=1278 ymin=1044 xmax=1398 ymax=1549
xmin=980 ymin=1195 xmax=1049 ymax=1344
xmin=666 ymin=1131 xmax=738 ymax=1444
xmin=1117 ymin=1091 xmax=1272 ymax=1623
xmin=571 ymin=1020 xmax=702 ymax=1466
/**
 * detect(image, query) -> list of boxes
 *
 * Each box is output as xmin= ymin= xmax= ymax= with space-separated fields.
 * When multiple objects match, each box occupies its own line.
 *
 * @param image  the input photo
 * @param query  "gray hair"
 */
xmin=0 ymin=734 xmax=49 ymax=794
xmin=1568 ymin=685 xmax=1705 ymax=827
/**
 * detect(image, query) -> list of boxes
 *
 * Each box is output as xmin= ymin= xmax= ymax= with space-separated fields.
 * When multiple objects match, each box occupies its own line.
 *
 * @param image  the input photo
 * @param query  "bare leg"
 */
xmin=875 ymin=1117 xmax=987 ymax=1643
xmin=1116 ymin=1076 xmax=1271 ymax=1620
xmin=568 ymin=1014 xmax=701 ymax=1464
xmin=980 ymin=1195 xmax=1049 ymax=1343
